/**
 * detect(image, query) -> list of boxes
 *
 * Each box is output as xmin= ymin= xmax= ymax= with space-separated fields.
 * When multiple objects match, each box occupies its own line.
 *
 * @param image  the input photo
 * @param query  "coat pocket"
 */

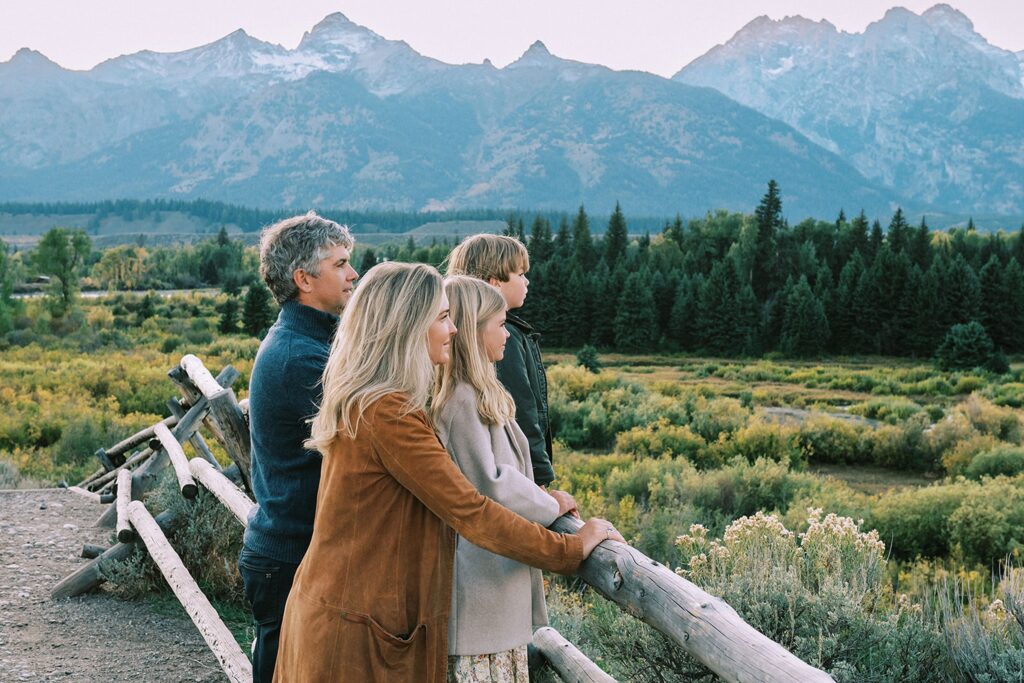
xmin=341 ymin=611 xmax=427 ymax=674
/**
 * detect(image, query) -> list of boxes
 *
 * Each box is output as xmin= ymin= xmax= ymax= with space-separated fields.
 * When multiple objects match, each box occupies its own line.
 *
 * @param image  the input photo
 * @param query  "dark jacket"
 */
xmin=243 ymin=301 xmax=337 ymax=565
xmin=496 ymin=313 xmax=555 ymax=486
xmin=274 ymin=393 xmax=583 ymax=682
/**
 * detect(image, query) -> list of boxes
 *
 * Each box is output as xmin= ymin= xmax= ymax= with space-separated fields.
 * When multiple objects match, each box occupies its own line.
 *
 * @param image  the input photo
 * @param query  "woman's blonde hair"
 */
xmin=431 ymin=275 xmax=515 ymax=425
xmin=307 ymin=262 xmax=443 ymax=454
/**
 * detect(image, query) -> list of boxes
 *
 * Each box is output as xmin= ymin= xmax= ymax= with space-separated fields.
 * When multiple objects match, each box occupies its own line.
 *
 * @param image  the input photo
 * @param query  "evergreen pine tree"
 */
xmin=780 ymin=276 xmax=829 ymax=357
xmin=734 ymin=282 xmax=762 ymax=355
xmin=836 ymin=208 xmax=847 ymax=228
xmin=218 ymin=296 xmax=240 ymax=334
xmin=0 ymin=239 xmax=14 ymax=335
xmin=752 ymin=180 xmax=783 ymax=301
xmin=359 ymin=248 xmax=377 ymax=274
xmin=698 ymin=260 xmax=742 ymax=354
xmin=669 ymin=275 xmax=699 ymax=350
xmin=847 ymin=210 xmax=870 ymax=262
xmin=613 ymin=270 xmax=658 ymax=352
xmin=554 ymin=217 xmax=572 ymax=261
xmin=528 ymin=216 xmax=553 ymax=264
xmin=887 ymin=208 xmax=910 ymax=254
xmin=603 ymin=202 xmax=628 ymax=268
xmin=1001 ymin=259 xmax=1024 ymax=353
xmin=942 ymin=253 xmax=982 ymax=327
xmin=242 ymin=281 xmax=276 ymax=338
xmin=563 ymin=267 xmax=594 ymax=348
xmin=592 ymin=264 xmax=627 ymax=347
xmin=571 ymin=206 xmax=596 ymax=271
xmin=516 ymin=218 xmax=526 ymax=242
xmin=910 ymin=218 xmax=931 ymax=270
xmin=665 ymin=214 xmax=685 ymax=248
xmin=979 ymin=255 xmax=1008 ymax=349
xmin=832 ymin=251 xmax=866 ymax=353
xmin=867 ymin=220 xmax=884 ymax=263
xmin=1015 ymin=224 xmax=1024 ymax=265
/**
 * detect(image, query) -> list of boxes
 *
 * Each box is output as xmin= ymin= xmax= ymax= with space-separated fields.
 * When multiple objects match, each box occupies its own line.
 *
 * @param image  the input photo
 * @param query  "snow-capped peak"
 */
xmin=297 ymin=12 xmax=383 ymax=55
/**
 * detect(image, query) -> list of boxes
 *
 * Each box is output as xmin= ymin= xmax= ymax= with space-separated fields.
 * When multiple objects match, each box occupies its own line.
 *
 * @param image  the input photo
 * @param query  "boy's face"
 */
xmin=489 ymin=270 xmax=528 ymax=310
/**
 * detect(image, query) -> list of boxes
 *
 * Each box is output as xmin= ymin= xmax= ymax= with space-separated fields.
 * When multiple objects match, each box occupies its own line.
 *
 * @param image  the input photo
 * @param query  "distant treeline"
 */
xmin=508 ymin=181 xmax=1024 ymax=360
xmin=4 ymin=182 xmax=1024 ymax=361
xmin=0 ymin=199 xmax=674 ymax=234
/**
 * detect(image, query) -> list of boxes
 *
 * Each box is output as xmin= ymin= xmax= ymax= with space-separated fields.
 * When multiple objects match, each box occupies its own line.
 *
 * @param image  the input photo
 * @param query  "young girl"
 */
xmin=431 ymin=276 xmax=579 ymax=682
xmin=274 ymin=262 xmax=622 ymax=682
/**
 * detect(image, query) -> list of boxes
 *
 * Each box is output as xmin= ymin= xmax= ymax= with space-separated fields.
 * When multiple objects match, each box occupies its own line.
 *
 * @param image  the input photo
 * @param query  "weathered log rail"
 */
xmin=550 ymin=516 xmax=835 ymax=683
xmin=51 ymin=352 xmax=835 ymax=683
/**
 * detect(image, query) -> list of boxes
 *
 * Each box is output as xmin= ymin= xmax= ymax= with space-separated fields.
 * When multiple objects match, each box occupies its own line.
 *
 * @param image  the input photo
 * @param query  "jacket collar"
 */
xmin=505 ymin=312 xmax=534 ymax=333
xmin=278 ymin=300 xmax=339 ymax=345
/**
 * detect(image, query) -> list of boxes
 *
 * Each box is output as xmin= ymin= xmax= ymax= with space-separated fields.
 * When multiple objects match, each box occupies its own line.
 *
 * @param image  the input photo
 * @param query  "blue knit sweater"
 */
xmin=243 ymin=301 xmax=337 ymax=564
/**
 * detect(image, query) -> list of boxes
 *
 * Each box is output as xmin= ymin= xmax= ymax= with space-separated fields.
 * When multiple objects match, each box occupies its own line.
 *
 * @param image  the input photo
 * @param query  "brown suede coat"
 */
xmin=273 ymin=393 xmax=585 ymax=682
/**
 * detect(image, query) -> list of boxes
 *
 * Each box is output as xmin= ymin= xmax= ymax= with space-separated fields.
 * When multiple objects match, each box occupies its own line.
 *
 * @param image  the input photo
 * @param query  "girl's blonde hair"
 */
xmin=431 ymin=275 xmax=515 ymax=425
xmin=307 ymin=262 xmax=443 ymax=454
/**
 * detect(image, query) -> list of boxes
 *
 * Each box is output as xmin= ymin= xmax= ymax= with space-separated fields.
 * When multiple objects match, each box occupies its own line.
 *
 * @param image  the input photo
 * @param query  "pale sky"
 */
xmin=2 ymin=1 xmax=1021 ymax=77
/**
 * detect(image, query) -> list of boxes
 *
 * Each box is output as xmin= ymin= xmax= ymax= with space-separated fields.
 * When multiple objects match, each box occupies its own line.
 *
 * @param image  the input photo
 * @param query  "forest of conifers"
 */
xmin=3 ymin=181 xmax=1024 ymax=364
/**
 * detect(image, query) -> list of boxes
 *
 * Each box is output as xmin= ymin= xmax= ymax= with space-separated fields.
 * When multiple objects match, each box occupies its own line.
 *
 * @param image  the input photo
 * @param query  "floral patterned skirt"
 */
xmin=447 ymin=644 xmax=529 ymax=683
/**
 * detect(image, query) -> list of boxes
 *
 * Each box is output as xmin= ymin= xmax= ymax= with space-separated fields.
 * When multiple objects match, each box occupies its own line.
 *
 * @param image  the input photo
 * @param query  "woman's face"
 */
xmin=481 ymin=309 xmax=510 ymax=362
xmin=427 ymin=291 xmax=458 ymax=364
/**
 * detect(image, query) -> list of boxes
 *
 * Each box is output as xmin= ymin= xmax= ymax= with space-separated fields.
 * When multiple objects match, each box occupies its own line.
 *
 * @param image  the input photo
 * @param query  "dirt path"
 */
xmin=0 ymin=489 xmax=229 ymax=682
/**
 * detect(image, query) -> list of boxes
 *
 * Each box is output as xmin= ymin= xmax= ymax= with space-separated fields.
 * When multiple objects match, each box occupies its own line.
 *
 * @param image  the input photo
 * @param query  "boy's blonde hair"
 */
xmin=431 ymin=276 xmax=515 ymax=426
xmin=445 ymin=234 xmax=529 ymax=282
xmin=306 ymin=262 xmax=443 ymax=452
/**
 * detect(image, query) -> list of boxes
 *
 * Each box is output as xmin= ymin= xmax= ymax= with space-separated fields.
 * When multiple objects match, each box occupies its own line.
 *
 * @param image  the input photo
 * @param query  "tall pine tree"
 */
xmin=603 ymin=202 xmax=628 ymax=268
xmin=752 ymin=180 xmax=783 ymax=301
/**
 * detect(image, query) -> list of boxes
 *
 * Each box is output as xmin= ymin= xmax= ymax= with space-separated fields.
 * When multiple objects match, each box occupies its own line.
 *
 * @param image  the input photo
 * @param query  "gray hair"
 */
xmin=259 ymin=211 xmax=354 ymax=304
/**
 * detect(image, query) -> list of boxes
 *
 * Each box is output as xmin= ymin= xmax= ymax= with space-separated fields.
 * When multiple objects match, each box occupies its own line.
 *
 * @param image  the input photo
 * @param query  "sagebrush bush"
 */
xmin=940 ymin=566 xmax=1024 ymax=681
xmin=869 ymin=481 xmax=975 ymax=559
xmin=614 ymin=419 xmax=708 ymax=464
xmin=964 ymin=446 xmax=1024 ymax=480
xmin=948 ymin=478 xmax=1024 ymax=566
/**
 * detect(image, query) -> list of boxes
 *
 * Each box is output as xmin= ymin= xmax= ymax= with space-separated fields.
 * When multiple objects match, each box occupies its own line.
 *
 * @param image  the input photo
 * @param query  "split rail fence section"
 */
xmin=52 ymin=354 xmax=833 ymax=683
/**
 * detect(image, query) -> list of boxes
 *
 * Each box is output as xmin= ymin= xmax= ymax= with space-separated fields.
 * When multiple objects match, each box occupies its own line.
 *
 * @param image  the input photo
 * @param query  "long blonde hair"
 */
xmin=307 ymin=262 xmax=443 ymax=454
xmin=431 ymin=275 xmax=515 ymax=425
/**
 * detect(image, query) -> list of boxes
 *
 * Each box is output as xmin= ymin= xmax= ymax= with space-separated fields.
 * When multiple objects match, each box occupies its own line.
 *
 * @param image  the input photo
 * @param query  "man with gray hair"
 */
xmin=239 ymin=211 xmax=358 ymax=683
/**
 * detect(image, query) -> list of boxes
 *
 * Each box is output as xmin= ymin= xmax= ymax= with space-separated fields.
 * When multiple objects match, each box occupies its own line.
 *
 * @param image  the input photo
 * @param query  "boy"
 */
xmin=446 ymin=234 xmax=555 ymax=486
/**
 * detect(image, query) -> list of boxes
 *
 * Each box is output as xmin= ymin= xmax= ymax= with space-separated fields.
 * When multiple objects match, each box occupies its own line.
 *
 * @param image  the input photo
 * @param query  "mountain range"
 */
xmin=0 ymin=5 xmax=1021 ymax=224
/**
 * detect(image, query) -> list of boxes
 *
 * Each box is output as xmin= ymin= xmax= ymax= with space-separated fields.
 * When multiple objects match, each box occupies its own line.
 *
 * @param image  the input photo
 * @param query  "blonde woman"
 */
xmin=432 ymin=276 xmax=579 ymax=683
xmin=274 ymin=262 xmax=622 ymax=683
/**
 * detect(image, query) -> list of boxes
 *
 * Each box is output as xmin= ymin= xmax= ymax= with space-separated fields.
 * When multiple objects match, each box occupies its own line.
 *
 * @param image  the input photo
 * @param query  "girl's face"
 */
xmin=427 ymin=291 xmax=458 ymax=364
xmin=481 ymin=309 xmax=510 ymax=362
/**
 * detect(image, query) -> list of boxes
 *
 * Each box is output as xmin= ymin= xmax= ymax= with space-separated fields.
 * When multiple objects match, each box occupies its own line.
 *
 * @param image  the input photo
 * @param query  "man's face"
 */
xmin=300 ymin=244 xmax=358 ymax=315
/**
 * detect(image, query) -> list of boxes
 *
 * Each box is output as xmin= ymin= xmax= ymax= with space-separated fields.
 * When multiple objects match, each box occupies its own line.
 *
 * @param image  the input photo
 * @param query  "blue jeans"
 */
xmin=238 ymin=546 xmax=300 ymax=683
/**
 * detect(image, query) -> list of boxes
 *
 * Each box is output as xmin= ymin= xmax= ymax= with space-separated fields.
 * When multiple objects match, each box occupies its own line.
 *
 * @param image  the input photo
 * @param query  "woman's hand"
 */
xmin=577 ymin=518 xmax=625 ymax=557
xmin=548 ymin=489 xmax=579 ymax=518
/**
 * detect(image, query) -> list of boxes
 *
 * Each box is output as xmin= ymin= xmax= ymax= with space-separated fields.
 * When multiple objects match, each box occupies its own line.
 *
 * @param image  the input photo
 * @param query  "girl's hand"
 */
xmin=549 ymin=489 xmax=579 ymax=518
xmin=577 ymin=518 xmax=625 ymax=557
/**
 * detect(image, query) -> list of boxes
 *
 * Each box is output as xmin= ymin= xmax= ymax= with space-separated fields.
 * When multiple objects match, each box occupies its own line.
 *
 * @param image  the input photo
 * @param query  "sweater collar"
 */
xmin=278 ymin=300 xmax=338 ymax=345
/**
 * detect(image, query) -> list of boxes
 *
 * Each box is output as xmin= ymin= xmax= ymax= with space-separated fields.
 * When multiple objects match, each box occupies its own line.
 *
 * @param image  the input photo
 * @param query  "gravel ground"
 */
xmin=0 ymin=489 xmax=228 ymax=682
